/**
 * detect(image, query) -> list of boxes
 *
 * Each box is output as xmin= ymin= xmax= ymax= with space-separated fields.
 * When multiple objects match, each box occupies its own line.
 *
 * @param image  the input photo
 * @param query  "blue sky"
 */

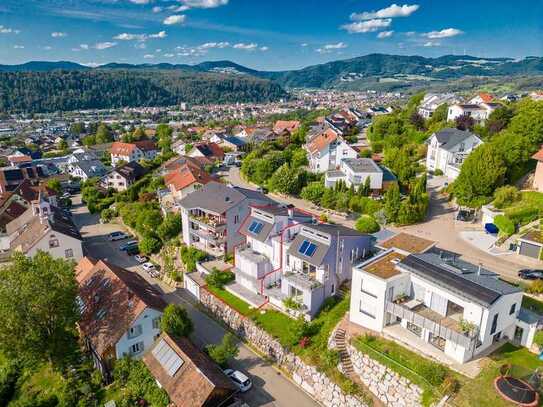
xmin=0 ymin=0 xmax=541 ymax=70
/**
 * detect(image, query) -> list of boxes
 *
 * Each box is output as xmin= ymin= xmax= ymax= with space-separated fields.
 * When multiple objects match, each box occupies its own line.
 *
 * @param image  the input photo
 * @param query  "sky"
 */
xmin=0 ymin=0 xmax=542 ymax=71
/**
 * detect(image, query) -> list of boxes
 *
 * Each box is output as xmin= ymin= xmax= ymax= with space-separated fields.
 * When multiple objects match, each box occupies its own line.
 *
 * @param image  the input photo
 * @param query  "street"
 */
xmin=70 ymin=195 xmax=319 ymax=407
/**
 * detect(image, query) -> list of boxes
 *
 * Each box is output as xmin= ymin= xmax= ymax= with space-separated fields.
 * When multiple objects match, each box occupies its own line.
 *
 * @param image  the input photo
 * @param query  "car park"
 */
xmin=119 ymin=240 xmax=138 ymax=250
xmin=108 ymin=231 xmax=129 ymax=241
xmin=134 ymin=254 xmax=148 ymax=263
xmin=142 ymin=262 xmax=159 ymax=277
xmin=223 ymin=369 xmax=252 ymax=393
xmin=518 ymin=269 xmax=543 ymax=280
xmin=126 ymin=245 xmax=139 ymax=256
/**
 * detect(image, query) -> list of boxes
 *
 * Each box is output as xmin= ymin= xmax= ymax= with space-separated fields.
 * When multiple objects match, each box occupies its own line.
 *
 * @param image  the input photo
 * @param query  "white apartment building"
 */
xmin=305 ymin=128 xmax=358 ymax=173
xmin=350 ymin=250 xmax=538 ymax=364
xmin=418 ymin=93 xmax=459 ymax=119
xmin=447 ymin=103 xmax=500 ymax=124
xmin=324 ymin=158 xmax=384 ymax=192
xmin=425 ymin=128 xmax=482 ymax=179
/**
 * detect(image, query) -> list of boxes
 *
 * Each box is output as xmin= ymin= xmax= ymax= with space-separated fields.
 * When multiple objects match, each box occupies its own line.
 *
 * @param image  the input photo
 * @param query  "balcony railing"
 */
xmin=385 ymin=301 xmax=479 ymax=349
xmin=283 ymin=271 xmax=322 ymax=291
xmin=189 ymin=214 xmax=226 ymax=230
xmin=190 ymin=228 xmax=225 ymax=244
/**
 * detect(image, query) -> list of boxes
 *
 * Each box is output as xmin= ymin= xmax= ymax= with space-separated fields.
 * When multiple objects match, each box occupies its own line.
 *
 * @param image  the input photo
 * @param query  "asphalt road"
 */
xmin=70 ymin=195 xmax=319 ymax=407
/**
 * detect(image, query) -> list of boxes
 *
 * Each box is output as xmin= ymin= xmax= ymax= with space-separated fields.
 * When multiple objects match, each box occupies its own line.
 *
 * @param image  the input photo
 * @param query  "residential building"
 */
xmin=532 ymin=147 xmax=543 ymax=193
xmin=467 ymin=92 xmax=495 ymax=105
xmin=447 ymin=103 xmax=500 ymax=123
xmin=305 ymin=129 xmax=358 ymax=173
xmin=425 ymin=128 xmax=482 ymax=179
xmin=516 ymin=229 xmax=543 ymax=260
xmin=76 ymin=257 xmax=166 ymax=381
xmin=273 ymin=120 xmax=301 ymax=135
xmin=6 ymin=198 xmax=82 ymax=260
xmin=234 ymin=204 xmax=313 ymax=301
xmin=101 ymin=161 xmax=147 ymax=192
xmin=178 ymin=181 xmax=273 ymax=256
xmin=282 ymin=223 xmax=372 ymax=318
xmin=188 ymin=142 xmax=225 ymax=163
xmin=218 ymin=135 xmax=248 ymax=152
xmin=418 ymin=93 xmax=459 ymax=119
xmin=66 ymin=151 xmax=107 ymax=180
xmin=110 ymin=140 xmax=158 ymax=166
xmin=324 ymin=158 xmax=385 ymax=192
xmin=143 ymin=333 xmax=237 ymax=407
xmin=0 ymin=165 xmax=48 ymax=194
xmin=350 ymin=251 xmax=537 ymax=364
xmin=164 ymin=163 xmax=216 ymax=203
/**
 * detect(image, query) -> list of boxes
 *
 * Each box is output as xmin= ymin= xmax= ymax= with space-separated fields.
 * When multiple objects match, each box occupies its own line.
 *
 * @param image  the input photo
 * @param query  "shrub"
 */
xmin=180 ymin=246 xmax=207 ymax=272
xmin=505 ymin=206 xmax=541 ymax=226
xmin=160 ymin=304 xmax=193 ymax=337
xmin=206 ymin=333 xmax=239 ymax=367
xmin=533 ymin=330 xmax=543 ymax=347
xmin=139 ymin=234 xmax=162 ymax=255
xmin=527 ymin=280 xmax=543 ymax=294
xmin=283 ymin=296 xmax=302 ymax=310
xmin=433 ymin=169 xmax=443 ymax=176
xmin=494 ymin=215 xmax=515 ymax=236
xmin=493 ymin=185 xmax=521 ymax=209
xmin=205 ymin=268 xmax=234 ymax=289
xmin=355 ymin=215 xmax=380 ymax=233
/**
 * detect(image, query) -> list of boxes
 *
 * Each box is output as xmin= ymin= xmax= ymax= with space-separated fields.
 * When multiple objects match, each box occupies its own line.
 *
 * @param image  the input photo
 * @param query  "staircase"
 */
xmin=337 ymin=280 xmax=351 ymax=299
xmin=335 ymin=328 xmax=354 ymax=375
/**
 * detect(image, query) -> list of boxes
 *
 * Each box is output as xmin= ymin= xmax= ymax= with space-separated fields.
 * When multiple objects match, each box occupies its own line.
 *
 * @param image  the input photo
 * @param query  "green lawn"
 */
xmin=252 ymin=309 xmax=299 ymax=347
xmin=206 ymin=285 xmax=254 ymax=316
xmin=452 ymin=343 xmax=543 ymax=407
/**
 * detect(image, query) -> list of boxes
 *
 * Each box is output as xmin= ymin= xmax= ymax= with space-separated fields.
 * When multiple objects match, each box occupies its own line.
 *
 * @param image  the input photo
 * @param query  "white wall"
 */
xmin=115 ymin=307 xmax=162 ymax=359
xmin=28 ymin=231 xmax=83 ymax=261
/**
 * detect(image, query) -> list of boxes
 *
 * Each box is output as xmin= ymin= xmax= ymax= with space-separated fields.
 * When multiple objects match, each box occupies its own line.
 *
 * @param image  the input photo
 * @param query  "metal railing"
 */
xmin=385 ymin=301 xmax=479 ymax=349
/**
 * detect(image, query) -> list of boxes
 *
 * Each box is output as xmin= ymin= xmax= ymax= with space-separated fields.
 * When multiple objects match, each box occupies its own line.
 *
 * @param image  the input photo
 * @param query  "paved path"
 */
xmin=225 ymin=167 xmax=539 ymax=282
xmin=71 ymin=195 xmax=319 ymax=407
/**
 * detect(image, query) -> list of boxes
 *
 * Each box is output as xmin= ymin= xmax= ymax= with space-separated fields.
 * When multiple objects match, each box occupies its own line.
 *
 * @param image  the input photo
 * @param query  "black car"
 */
xmin=518 ymin=269 xmax=543 ymax=280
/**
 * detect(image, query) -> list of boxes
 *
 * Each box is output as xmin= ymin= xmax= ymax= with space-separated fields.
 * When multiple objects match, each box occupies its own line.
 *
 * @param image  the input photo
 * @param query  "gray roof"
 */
xmin=304 ymin=222 xmax=367 ymax=238
xmin=430 ymin=128 xmax=477 ymax=152
xmin=233 ymin=186 xmax=275 ymax=205
xmin=178 ymin=181 xmax=247 ymax=214
xmin=74 ymin=160 xmax=107 ymax=177
xmin=380 ymin=166 xmax=397 ymax=182
xmin=223 ymin=136 xmax=246 ymax=147
xmin=518 ymin=308 xmax=540 ymax=325
xmin=343 ymin=158 xmax=382 ymax=174
xmin=399 ymin=253 xmax=521 ymax=307
xmin=239 ymin=216 xmax=274 ymax=242
xmin=287 ymin=233 xmax=329 ymax=266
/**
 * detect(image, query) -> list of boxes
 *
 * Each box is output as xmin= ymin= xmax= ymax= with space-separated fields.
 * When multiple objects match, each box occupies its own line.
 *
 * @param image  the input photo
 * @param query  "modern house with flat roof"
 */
xmin=350 ymin=250 xmax=538 ymax=364
xmin=325 ymin=158 xmax=385 ymax=193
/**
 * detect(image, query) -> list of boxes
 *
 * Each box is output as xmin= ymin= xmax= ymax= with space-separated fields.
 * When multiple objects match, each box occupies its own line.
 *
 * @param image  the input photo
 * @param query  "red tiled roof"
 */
xmin=110 ymin=141 xmax=137 ymax=156
xmin=164 ymin=164 xmax=215 ymax=192
xmin=306 ymin=128 xmax=338 ymax=154
xmin=8 ymin=155 xmax=32 ymax=163
xmin=478 ymin=92 xmax=494 ymax=103
xmin=134 ymin=139 xmax=157 ymax=152
xmin=76 ymin=258 xmax=167 ymax=358
xmin=273 ymin=120 xmax=301 ymax=134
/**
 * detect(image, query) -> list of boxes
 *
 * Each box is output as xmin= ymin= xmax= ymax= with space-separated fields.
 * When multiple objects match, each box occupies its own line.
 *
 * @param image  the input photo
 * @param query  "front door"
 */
xmin=514 ymin=326 xmax=524 ymax=344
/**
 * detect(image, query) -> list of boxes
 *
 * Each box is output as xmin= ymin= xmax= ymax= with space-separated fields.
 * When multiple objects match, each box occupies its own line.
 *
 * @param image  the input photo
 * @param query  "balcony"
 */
xmin=189 ymin=213 xmax=226 ymax=231
xmin=190 ymin=228 xmax=226 ymax=245
xmin=385 ymin=300 xmax=479 ymax=349
xmin=283 ymin=271 xmax=322 ymax=291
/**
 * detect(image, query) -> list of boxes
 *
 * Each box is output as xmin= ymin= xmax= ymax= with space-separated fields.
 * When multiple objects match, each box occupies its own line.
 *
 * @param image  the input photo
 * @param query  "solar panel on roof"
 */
xmin=152 ymin=339 xmax=184 ymax=377
xmin=298 ymin=240 xmax=317 ymax=257
xmin=305 ymin=243 xmax=317 ymax=257
xmin=299 ymin=240 xmax=309 ymax=254
xmin=248 ymin=220 xmax=263 ymax=234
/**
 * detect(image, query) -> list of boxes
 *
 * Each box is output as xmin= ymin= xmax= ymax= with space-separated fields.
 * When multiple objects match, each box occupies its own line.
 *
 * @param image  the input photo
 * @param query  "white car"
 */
xmin=142 ymin=262 xmax=156 ymax=273
xmin=108 ymin=231 xmax=129 ymax=241
xmin=134 ymin=254 xmax=148 ymax=263
xmin=223 ymin=369 xmax=252 ymax=393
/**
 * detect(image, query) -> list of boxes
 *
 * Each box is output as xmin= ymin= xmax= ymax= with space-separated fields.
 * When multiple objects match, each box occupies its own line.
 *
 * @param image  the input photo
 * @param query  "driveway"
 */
xmin=70 ymin=195 xmax=318 ymax=407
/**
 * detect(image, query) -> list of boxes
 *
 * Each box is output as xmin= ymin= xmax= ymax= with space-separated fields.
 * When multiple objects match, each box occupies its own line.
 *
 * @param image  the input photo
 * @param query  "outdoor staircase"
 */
xmin=335 ymin=328 xmax=355 ymax=376
xmin=337 ymin=280 xmax=351 ymax=299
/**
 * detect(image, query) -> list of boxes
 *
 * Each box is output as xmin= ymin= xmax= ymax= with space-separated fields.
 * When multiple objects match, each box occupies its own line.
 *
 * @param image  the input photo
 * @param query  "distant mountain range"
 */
xmin=2 ymin=54 xmax=543 ymax=90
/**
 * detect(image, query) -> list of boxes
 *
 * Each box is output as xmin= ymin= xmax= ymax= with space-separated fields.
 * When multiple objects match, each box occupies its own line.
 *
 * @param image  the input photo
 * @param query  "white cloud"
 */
xmin=149 ymin=31 xmax=167 ymax=39
xmin=300 ymin=43 xmax=308 ymax=47
xmin=13 ymin=45 xmax=24 ymax=49
xmin=114 ymin=33 xmax=146 ymax=41
xmin=144 ymin=54 xmax=155 ymax=59
xmin=135 ymin=42 xmax=146 ymax=49
xmin=81 ymin=62 xmax=101 ymax=68
xmin=423 ymin=41 xmax=441 ymax=47
xmin=0 ymin=26 xmax=20 ymax=34
xmin=351 ymin=4 xmax=419 ymax=20
xmin=377 ymin=30 xmax=394 ymax=39
xmin=316 ymin=42 xmax=348 ymax=53
xmin=164 ymin=53 xmax=175 ymax=58
xmin=152 ymin=6 xmax=163 ymax=13
xmin=181 ymin=0 xmax=228 ymax=8
xmin=169 ymin=5 xmax=191 ymax=12
xmin=94 ymin=41 xmax=117 ymax=50
xmin=260 ymin=46 xmax=269 ymax=51
xmin=424 ymin=28 xmax=463 ymax=39
xmin=42 ymin=46 xmax=53 ymax=51
xmin=342 ymin=18 xmax=392 ymax=33
xmin=163 ymin=15 xmax=186 ymax=25
xmin=233 ymin=42 xmax=258 ymax=51
xmin=80 ymin=44 xmax=89 ymax=50
xmin=51 ymin=31 xmax=67 ymax=38
xmin=129 ymin=0 xmax=150 ymax=4
xmin=199 ymin=41 xmax=230 ymax=49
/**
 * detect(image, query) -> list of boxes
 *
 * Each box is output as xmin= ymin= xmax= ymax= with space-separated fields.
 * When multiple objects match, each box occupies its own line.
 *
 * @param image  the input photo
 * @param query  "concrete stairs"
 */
xmin=335 ymin=328 xmax=354 ymax=375
xmin=337 ymin=280 xmax=351 ymax=299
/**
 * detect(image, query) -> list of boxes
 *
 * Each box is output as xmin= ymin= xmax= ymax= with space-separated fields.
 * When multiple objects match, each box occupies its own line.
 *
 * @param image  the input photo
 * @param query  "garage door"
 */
xmin=185 ymin=276 xmax=200 ymax=300
xmin=519 ymin=242 xmax=541 ymax=259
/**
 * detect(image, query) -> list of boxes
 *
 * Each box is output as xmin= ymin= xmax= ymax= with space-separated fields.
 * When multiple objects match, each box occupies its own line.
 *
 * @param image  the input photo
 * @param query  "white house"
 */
xmin=418 ymin=93 xmax=459 ymax=119
xmin=305 ymin=128 xmax=358 ymax=173
xmin=110 ymin=140 xmax=158 ymax=167
xmin=425 ymin=128 xmax=482 ymax=179
xmin=467 ymin=92 xmax=495 ymax=105
xmin=6 ymin=197 xmax=83 ymax=261
xmin=350 ymin=250 xmax=538 ymax=364
xmin=101 ymin=161 xmax=147 ymax=192
xmin=324 ymin=158 xmax=384 ymax=192
xmin=447 ymin=103 xmax=500 ymax=124
xmin=76 ymin=257 xmax=167 ymax=381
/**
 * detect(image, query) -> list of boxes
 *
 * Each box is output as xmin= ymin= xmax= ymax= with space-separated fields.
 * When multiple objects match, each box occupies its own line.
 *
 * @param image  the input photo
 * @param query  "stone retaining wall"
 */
xmin=200 ymin=288 xmax=368 ymax=407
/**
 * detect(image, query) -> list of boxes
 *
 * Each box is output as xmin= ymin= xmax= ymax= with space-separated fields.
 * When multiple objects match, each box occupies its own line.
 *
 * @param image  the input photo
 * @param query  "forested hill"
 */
xmin=0 ymin=69 xmax=288 ymax=113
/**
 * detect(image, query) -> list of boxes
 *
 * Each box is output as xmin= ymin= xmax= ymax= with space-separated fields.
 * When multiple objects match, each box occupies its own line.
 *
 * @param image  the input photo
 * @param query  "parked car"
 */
xmin=108 ymin=231 xmax=129 ymax=241
xmin=126 ymin=245 xmax=139 ymax=256
xmin=142 ymin=262 xmax=159 ymax=278
xmin=223 ymin=369 xmax=252 ymax=393
xmin=119 ymin=240 xmax=138 ymax=251
xmin=134 ymin=254 xmax=148 ymax=263
xmin=518 ymin=269 xmax=543 ymax=280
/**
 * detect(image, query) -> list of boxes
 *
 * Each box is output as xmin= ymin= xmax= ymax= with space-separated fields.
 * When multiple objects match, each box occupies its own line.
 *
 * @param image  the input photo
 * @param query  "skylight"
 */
xmin=298 ymin=240 xmax=317 ymax=257
xmin=248 ymin=220 xmax=263 ymax=234
xmin=152 ymin=338 xmax=184 ymax=377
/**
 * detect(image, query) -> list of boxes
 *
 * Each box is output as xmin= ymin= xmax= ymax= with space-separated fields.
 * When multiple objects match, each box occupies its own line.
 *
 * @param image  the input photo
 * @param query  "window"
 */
xmin=65 ymin=249 xmax=73 ymax=258
xmin=509 ymin=303 xmax=517 ymax=315
xmin=248 ymin=220 xmax=263 ymax=234
xmin=49 ymin=239 xmax=59 ymax=248
xmin=128 ymin=324 xmax=143 ymax=339
xmin=130 ymin=342 xmax=144 ymax=355
xmin=359 ymin=301 xmax=375 ymax=318
xmin=152 ymin=317 xmax=161 ymax=329
xmin=490 ymin=314 xmax=499 ymax=335
xmin=234 ymin=214 xmax=239 ymax=224
xmin=298 ymin=240 xmax=317 ymax=257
